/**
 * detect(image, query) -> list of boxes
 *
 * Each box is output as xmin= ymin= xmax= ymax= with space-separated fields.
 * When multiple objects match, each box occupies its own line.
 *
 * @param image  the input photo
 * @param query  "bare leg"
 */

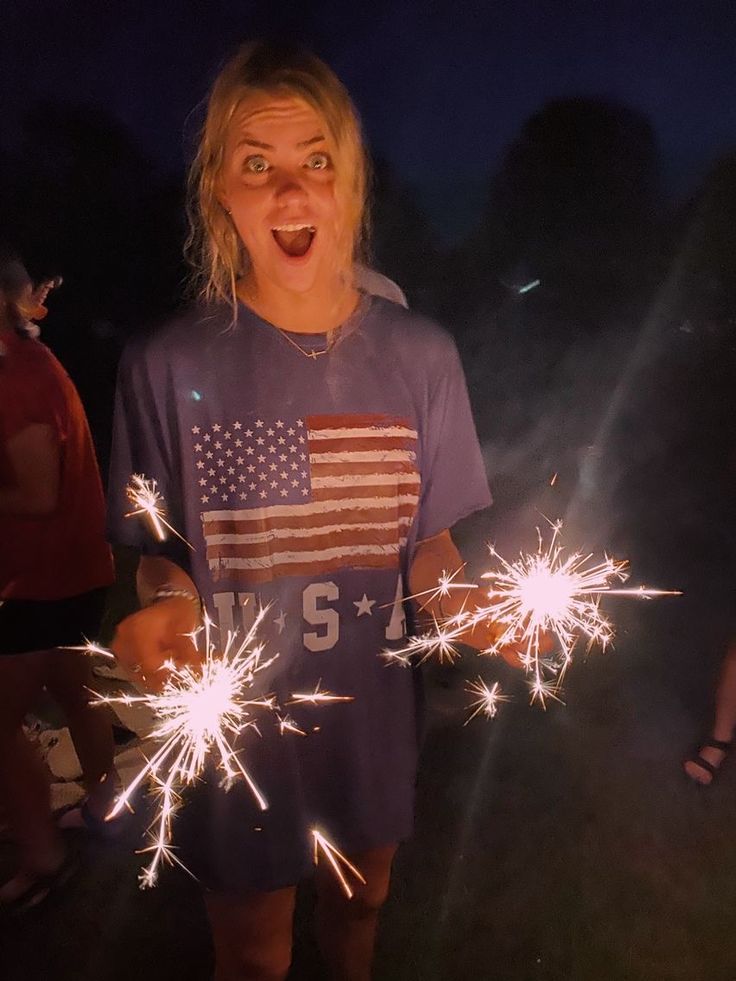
xmin=0 ymin=653 xmax=66 ymax=900
xmin=684 ymin=640 xmax=736 ymax=784
xmin=204 ymin=886 xmax=296 ymax=981
xmin=315 ymin=844 xmax=397 ymax=981
xmin=45 ymin=650 xmax=117 ymax=818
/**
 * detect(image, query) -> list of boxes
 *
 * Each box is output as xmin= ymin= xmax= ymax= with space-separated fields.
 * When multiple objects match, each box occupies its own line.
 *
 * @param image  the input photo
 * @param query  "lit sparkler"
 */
xmin=383 ymin=519 xmax=680 ymax=708
xmin=312 ymin=828 xmax=366 ymax=899
xmin=98 ymin=608 xmax=275 ymax=886
xmin=125 ymin=473 xmax=193 ymax=548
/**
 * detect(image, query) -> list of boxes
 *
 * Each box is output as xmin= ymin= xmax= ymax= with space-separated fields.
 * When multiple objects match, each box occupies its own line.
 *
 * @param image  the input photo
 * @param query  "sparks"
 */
xmin=464 ymin=679 xmax=508 ymax=724
xmin=382 ymin=519 xmax=680 ymax=708
xmin=98 ymin=609 xmax=275 ymax=887
xmin=288 ymin=683 xmax=355 ymax=706
xmin=311 ymin=828 xmax=366 ymax=899
xmin=125 ymin=473 xmax=193 ymax=548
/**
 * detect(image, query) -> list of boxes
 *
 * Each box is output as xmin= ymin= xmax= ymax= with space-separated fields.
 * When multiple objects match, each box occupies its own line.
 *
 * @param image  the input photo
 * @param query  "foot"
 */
xmin=684 ymin=738 xmax=732 ymax=785
xmin=57 ymin=798 xmax=125 ymax=838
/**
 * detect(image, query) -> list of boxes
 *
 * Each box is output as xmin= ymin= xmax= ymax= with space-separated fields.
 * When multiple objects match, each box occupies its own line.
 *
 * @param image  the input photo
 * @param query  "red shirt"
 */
xmin=0 ymin=329 xmax=114 ymax=600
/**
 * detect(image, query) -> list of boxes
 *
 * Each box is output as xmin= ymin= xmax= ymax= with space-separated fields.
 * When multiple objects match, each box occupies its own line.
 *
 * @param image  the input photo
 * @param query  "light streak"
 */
xmin=125 ymin=473 xmax=193 ymax=548
xmin=312 ymin=828 xmax=366 ymax=899
xmin=288 ymin=684 xmax=354 ymax=706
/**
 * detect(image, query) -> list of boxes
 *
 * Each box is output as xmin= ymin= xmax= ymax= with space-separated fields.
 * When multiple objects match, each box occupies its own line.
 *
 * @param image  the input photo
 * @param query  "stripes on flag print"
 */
xmin=194 ymin=414 xmax=420 ymax=583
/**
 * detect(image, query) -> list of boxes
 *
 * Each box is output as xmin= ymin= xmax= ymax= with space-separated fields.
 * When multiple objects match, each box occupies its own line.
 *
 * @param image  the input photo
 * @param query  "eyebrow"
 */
xmin=236 ymin=134 xmax=327 ymax=152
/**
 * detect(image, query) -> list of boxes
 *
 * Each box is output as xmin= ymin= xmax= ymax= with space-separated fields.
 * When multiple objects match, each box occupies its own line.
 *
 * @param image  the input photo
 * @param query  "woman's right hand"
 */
xmin=110 ymin=597 xmax=201 ymax=689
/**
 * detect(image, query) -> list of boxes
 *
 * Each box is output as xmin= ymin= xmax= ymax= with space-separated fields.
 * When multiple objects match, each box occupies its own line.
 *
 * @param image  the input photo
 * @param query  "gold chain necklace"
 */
xmin=275 ymin=325 xmax=339 ymax=360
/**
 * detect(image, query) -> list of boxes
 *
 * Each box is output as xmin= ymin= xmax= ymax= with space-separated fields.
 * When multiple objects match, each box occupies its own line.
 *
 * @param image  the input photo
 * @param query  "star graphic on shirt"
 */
xmin=287 ymin=427 xmax=295 ymax=436
xmin=194 ymin=443 xmax=202 ymax=453
xmin=196 ymin=461 xmax=204 ymax=470
xmin=274 ymin=610 xmax=287 ymax=633
xmin=235 ymin=439 xmax=243 ymax=447
xmin=260 ymin=490 xmax=267 ymax=499
xmin=255 ymin=419 xmax=264 ymax=428
xmin=224 ymin=431 xmax=231 ymax=440
xmin=354 ymin=594 xmax=376 ymax=617
xmin=244 ymin=429 xmax=253 ymax=437
xmin=266 ymin=428 xmax=275 ymax=437
xmin=233 ymin=421 xmax=242 ymax=430
xmin=201 ymin=494 xmax=209 ymax=503
xmin=296 ymin=419 xmax=303 ymax=426
xmin=213 ymin=423 xmax=221 ymax=432
xmin=191 ymin=426 xmax=201 ymax=435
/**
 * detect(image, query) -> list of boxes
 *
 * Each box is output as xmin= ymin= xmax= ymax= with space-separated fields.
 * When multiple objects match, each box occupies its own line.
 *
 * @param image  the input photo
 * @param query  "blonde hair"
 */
xmin=186 ymin=41 xmax=371 ymax=312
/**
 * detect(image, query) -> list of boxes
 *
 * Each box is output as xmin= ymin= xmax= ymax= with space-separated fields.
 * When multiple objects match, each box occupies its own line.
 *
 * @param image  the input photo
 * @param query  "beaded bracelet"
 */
xmin=148 ymin=585 xmax=202 ymax=617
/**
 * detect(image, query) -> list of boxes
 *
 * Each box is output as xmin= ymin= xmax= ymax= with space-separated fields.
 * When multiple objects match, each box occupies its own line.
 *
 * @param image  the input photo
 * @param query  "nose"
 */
xmin=274 ymin=172 xmax=308 ymax=207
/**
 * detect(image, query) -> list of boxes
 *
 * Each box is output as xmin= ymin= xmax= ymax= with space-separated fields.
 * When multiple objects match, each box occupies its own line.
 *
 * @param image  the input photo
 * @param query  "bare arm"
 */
xmin=0 ymin=423 xmax=60 ymax=515
xmin=409 ymin=528 xmax=523 ymax=667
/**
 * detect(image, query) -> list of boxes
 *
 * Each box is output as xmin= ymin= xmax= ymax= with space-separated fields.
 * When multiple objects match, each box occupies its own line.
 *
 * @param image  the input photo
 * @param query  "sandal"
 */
xmin=56 ymin=799 xmax=126 ymax=839
xmin=684 ymin=738 xmax=732 ymax=785
xmin=0 ymin=848 xmax=78 ymax=915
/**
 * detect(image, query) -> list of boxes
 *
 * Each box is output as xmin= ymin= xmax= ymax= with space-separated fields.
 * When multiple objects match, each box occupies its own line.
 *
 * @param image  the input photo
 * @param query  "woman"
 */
xmin=0 ymin=253 xmax=117 ymax=911
xmin=109 ymin=42 xmax=498 ymax=980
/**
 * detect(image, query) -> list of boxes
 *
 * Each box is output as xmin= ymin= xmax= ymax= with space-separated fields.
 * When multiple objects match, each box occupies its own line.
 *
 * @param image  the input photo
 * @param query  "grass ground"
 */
xmin=2 ymin=546 xmax=735 ymax=980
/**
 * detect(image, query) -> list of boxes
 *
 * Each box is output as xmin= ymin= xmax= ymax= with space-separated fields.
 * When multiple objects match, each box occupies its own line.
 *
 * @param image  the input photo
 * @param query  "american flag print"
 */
xmin=192 ymin=414 xmax=420 ymax=584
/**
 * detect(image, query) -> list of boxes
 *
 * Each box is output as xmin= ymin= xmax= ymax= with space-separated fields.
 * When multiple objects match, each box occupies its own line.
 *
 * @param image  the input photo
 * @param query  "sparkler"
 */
xmin=125 ymin=473 xmax=193 ymax=548
xmin=98 ymin=608 xmax=275 ymax=886
xmin=384 ymin=519 xmax=680 ymax=708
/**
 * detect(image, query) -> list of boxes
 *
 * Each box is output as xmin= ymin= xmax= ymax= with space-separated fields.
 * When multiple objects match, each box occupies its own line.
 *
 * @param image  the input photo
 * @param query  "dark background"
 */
xmin=2 ymin=2 xmax=736 ymax=978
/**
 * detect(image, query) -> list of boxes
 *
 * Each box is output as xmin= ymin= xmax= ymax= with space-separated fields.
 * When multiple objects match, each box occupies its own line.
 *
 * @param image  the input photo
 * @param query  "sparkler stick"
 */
xmin=125 ymin=473 xmax=193 ymax=548
xmin=312 ymin=829 xmax=366 ymax=899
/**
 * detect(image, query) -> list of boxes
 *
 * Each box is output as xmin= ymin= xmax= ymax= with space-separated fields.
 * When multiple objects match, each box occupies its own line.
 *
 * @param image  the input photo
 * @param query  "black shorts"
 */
xmin=0 ymin=588 xmax=107 ymax=656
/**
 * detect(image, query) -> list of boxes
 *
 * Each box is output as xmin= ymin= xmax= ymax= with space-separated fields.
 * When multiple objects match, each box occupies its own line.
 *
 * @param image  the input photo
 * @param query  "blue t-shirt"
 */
xmin=108 ymin=293 xmax=491 ymax=890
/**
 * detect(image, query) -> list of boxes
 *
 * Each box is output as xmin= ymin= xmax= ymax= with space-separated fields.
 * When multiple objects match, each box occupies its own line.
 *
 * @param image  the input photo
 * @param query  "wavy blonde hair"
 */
xmin=186 ymin=41 xmax=371 ymax=313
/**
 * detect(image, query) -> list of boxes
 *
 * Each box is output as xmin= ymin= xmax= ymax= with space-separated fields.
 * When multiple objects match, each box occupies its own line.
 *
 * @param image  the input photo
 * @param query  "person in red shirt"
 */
xmin=0 ymin=250 xmax=117 ymax=911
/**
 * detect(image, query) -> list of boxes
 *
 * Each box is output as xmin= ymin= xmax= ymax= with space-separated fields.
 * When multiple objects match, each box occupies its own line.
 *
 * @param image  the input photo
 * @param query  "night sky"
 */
xmin=3 ymin=0 xmax=736 ymax=242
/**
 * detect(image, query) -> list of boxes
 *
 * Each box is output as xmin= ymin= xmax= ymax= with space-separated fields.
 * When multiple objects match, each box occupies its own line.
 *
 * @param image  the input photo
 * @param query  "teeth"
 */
xmin=272 ymin=224 xmax=315 ymax=232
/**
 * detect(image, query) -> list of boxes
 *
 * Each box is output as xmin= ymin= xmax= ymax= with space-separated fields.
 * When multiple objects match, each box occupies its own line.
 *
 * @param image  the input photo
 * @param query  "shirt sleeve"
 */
xmin=107 ymin=339 xmax=191 ymax=571
xmin=414 ymin=337 xmax=492 ymax=542
xmin=0 ymin=353 xmax=66 ymax=445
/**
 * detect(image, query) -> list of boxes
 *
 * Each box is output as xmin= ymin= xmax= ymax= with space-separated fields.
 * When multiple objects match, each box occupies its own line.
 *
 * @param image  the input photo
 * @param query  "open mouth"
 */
xmin=271 ymin=223 xmax=316 ymax=258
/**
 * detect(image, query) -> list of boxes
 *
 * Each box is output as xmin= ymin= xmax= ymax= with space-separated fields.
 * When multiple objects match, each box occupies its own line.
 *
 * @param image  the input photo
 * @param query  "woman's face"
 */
xmin=219 ymin=92 xmax=348 ymax=296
